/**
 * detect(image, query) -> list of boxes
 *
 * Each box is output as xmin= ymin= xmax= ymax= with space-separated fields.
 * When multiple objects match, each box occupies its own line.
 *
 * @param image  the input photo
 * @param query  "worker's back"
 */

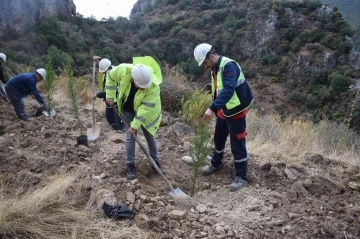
xmin=6 ymin=72 xmax=36 ymax=98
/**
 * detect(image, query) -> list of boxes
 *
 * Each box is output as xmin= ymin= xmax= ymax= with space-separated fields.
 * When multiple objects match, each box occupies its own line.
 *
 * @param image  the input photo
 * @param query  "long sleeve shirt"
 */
xmin=6 ymin=72 xmax=45 ymax=104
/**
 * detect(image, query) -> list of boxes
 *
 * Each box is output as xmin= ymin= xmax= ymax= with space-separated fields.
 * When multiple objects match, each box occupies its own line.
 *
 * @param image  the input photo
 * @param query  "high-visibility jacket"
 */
xmin=211 ymin=56 xmax=254 ymax=117
xmin=106 ymin=56 xmax=162 ymax=135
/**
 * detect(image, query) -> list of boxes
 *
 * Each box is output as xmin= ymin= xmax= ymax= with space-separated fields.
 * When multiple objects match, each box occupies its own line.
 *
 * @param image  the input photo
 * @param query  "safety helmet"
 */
xmin=36 ymin=68 xmax=46 ymax=80
xmin=0 ymin=53 xmax=6 ymax=62
xmin=193 ymin=43 xmax=212 ymax=66
xmin=131 ymin=64 xmax=152 ymax=89
xmin=99 ymin=58 xmax=112 ymax=72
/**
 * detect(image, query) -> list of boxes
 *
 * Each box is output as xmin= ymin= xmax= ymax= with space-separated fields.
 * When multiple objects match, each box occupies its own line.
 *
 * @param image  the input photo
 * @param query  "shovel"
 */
xmin=86 ymin=61 xmax=100 ymax=141
xmin=113 ymin=106 xmax=187 ymax=198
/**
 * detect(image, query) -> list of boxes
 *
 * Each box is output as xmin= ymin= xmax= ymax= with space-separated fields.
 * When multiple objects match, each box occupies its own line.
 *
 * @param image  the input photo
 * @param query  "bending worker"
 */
xmin=105 ymin=56 xmax=165 ymax=180
xmin=5 ymin=68 xmax=48 ymax=121
xmin=194 ymin=43 xmax=254 ymax=192
xmin=92 ymin=56 xmax=125 ymax=132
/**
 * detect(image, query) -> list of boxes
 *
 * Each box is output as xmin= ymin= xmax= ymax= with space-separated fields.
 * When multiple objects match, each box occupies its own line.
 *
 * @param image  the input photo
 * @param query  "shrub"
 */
xmin=329 ymin=72 xmax=350 ymax=94
xmin=179 ymin=89 xmax=212 ymax=128
xmin=44 ymin=55 xmax=56 ymax=116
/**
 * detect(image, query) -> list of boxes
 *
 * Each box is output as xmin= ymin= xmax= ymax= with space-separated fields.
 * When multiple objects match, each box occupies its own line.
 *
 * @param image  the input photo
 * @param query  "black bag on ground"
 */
xmin=102 ymin=202 xmax=135 ymax=220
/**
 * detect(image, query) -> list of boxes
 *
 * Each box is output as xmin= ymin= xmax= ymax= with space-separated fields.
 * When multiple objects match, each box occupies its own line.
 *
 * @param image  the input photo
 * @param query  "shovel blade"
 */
xmin=86 ymin=127 xmax=100 ymax=141
xmin=169 ymin=188 xmax=187 ymax=197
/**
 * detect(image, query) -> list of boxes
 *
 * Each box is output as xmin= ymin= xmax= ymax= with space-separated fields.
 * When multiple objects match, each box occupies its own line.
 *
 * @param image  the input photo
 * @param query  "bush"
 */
xmin=261 ymin=54 xmax=280 ymax=65
xmin=179 ymin=89 xmax=212 ymax=128
xmin=329 ymin=72 xmax=350 ymax=94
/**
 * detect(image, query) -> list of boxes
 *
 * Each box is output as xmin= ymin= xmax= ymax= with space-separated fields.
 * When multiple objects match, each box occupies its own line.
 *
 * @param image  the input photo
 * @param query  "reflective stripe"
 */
xmin=215 ymin=149 xmax=225 ymax=153
xmin=234 ymin=158 xmax=248 ymax=163
xmin=135 ymin=115 xmax=146 ymax=122
xmin=145 ymin=114 xmax=161 ymax=129
xmin=142 ymin=101 xmax=156 ymax=108
xmin=220 ymin=59 xmax=245 ymax=88
xmin=105 ymin=85 xmax=117 ymax=90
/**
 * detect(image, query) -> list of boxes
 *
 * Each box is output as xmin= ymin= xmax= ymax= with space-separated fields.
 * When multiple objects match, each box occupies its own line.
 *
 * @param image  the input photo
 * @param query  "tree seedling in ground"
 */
xmin=44 ymin=55 xmax=56 ymax=117
xmin=65 ymin=56 xmax=87 ymax=146
xmin=190 ymin=126 xmax=211 ymax=197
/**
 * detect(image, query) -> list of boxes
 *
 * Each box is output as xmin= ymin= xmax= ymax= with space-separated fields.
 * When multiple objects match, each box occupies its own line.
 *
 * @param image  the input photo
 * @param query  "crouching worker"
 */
xmin=92 ymin=56 xmax=125 ymax=132
xmin=5 ymin=68 xmax=48 ymax=121
xmin=105 ymin=56 xmax=165 ymax=180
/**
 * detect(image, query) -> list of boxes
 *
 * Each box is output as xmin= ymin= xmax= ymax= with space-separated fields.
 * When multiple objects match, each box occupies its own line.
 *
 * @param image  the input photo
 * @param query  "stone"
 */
xmin=168 ymin=210 xmax=186 ymax=219
xmin=93 ymin=189 xmax=117 ymax=210
xmin=196 ymin=204 xmax=207 ymax=213
xmin=169 ymin=220 xmax=181 ymax=229
xmin=140 ymin=195 xmax=147 ymax=201
xmin=126 ymin=192 xmax=136 ymax=204
xmin=215 ymin=225 xmax=226 ymax=235
xmin=182 ymin=156 xmax=195 ymax=165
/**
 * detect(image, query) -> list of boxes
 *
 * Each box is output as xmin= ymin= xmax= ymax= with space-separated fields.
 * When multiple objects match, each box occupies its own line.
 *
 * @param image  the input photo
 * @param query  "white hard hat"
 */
xmin=99 ymin=58 xmax=111 ymax=72
xmin=131 ymin=64 xmax=152 ymax=89
xmin=36 ymin=68 xmax=46 ymax=80
xmin=193 ymin=43 xmax=212 ymax=66
xmin=0 ymin=53 xmax=6 ymax=62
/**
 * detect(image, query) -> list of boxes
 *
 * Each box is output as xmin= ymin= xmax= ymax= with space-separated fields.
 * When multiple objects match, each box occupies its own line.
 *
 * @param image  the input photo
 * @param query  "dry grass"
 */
xmin=161 ymin=63 xmax=193 ymax=114
xmin=0 ymin=168 xmax=148 ymax=239
xmin=247 ymin=110 xmax=360 ymax=166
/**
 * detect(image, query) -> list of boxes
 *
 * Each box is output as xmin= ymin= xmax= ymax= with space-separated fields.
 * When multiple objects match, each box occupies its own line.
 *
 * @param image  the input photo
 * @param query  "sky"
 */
xmin=73 ymin=0 xmax=138 ymax=19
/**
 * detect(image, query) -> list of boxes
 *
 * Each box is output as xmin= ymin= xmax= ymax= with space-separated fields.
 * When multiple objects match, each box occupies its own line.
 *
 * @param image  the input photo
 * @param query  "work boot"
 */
xmin=202 ymin=164 xmax=221 ymax=175
xmin=126 ymin=164 xmax=136 ymax=180
xmin=152 ymin=161 xmax=166 ymax=175
xmin=230 ymin=177 xmax=247 ymax=192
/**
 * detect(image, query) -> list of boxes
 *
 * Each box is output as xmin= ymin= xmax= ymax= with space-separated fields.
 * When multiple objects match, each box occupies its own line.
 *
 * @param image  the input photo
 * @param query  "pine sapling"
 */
xmin=65 ymin=56 xmax=82 ymax=135
xmin=44 ymin=55 xmax=56 ymax=116
xmin=190 ymin=126 xmax=211 ymax=197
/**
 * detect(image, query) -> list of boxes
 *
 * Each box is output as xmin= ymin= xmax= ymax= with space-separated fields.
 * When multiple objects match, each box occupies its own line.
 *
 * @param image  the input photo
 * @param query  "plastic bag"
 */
xmin=102 ymin=202 xmax=135 ymax=220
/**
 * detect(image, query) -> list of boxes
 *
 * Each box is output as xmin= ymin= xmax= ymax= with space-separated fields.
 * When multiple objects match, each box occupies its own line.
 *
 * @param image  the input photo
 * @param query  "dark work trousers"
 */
xmin=211 ymin=115 xmax=248 ymax=181
xmin=105 ymin=104 xmax=125 ymax=130
xmin=4 ymin=86 xmax=27 ymax=120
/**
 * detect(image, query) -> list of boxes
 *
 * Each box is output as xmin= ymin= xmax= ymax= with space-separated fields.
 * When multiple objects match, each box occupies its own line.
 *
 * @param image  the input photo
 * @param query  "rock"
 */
xmin=93 ymin=189 xmax=117 ymax=209
xmin=182 ymin=156 xmax=195 ymax=165
xmin=8 ymin=146 xmax=14 ymax=150
xmin=284 ymin=168 xmax=297 ymax=181
xmin=137 ymin=160 xmax=150 ymax=176
xmin=183 ymin=141 xmax=191 ymax=151
xmin=130 ymin=179 xmax=139 ymax=185
xmin=140 ymin=195 xmax=147 ymax=201
xmin=169 ymin=220 xmax=181 ymax=229
xmin=168 ymin=210 xmax=186 ymax=219
xmin=215 ymin=225 xmax=226 ymax=235
xmin=138 ymin=213 xmax=149 ymax=222
xmin=126 ymin=192 xmax=136 ymax=204
xmin=196 ymin=204 xmax=207 ymax=213
xmin=100 ymin=173 xmax=107 ymax=179
xmin=287 ymin=213 xmax=298 ymax=220
xmin=303 ymin=178 xmax=313 ymax=188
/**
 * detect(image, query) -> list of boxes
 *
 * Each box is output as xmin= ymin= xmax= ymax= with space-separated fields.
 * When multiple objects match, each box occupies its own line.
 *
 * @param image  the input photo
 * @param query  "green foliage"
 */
xmin=36 ymin=15 xmax=68 ymax=51
xmin=179 ymin=89 xmax=212 ymax=128
xmin=261 ymin=54 xmax=280 ymax=65
xmin=329 ymin=72 xmax=350 ymax=94
xmin=44 ymin=55 xmax=56 ymax=114
xmin=190 ymin=126 xmax=211 ymax=197
xmin=66 ymin=56 xmax=82 ymax=134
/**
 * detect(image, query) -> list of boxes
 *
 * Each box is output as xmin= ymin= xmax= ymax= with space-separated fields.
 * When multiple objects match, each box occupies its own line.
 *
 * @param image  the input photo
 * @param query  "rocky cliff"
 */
xmin=0 ymin=0 xmax=76 ymax=30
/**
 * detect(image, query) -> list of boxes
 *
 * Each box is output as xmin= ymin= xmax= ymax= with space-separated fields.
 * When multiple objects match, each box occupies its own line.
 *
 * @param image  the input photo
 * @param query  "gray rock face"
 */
xmin=0 ymin=0 xmax=76 ymax=30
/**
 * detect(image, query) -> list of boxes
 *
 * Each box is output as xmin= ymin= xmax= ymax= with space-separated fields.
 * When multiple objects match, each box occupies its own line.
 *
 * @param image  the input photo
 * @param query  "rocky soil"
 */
xmin=0 ymin=97 xmax=359 ymax=239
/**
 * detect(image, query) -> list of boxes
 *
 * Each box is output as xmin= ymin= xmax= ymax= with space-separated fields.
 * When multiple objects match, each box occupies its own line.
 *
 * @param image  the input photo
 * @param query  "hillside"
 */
xmin=318 ymin=0 xmax=360 ymax=50
xmin=0 ymin=0 xmax=360 ymax=126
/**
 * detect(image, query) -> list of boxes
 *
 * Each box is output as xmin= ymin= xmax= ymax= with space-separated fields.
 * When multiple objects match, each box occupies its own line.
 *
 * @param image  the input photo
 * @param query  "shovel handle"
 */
xmin=92 ymin=61 xmax=96 ymax=128
xmin=113 ymin=106 xmax=175 ymax=192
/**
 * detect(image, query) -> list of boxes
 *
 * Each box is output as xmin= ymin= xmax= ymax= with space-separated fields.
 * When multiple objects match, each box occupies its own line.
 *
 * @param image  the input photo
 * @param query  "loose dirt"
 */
xmin=0 ymin=96 xmax=359 ymax=239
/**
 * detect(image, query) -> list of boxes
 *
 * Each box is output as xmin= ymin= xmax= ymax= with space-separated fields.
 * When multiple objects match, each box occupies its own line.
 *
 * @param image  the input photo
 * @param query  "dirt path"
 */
xmin=0 ymin=97 xmax=359 ymax=239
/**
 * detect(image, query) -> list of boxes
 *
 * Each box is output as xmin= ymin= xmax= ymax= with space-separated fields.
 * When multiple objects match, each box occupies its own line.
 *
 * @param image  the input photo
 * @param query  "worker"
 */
xmin=105 ymin=56 xmax=165 ymax=180
xmin=5 ymin=68 xmax=48 ymax=121
xmin=92 ymin=56 xmax=125 ymax=132
xmin=0 ymin=53 xmax=8 ymax=100
xmin=193 ymin=43 xmax=254 ymax=192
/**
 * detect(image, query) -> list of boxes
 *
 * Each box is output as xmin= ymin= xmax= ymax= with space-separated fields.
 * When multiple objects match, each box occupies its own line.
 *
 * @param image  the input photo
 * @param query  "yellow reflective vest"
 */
xmin=106 ymin=56 xmax=162 ymax=135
